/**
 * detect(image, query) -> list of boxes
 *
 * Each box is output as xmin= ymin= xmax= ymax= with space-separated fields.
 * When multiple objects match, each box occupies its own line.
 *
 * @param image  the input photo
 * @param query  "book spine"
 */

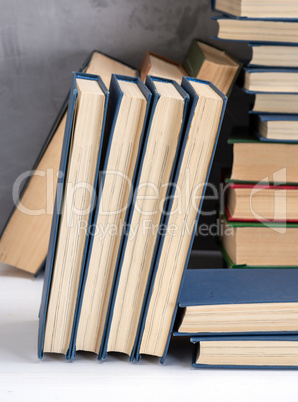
xmin=182 ymin=39 xmax=205 ymax=78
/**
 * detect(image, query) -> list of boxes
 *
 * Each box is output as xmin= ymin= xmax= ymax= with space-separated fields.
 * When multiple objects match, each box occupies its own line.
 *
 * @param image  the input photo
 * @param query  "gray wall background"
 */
xmin=0 ymin=0 xmax=251 ymax=248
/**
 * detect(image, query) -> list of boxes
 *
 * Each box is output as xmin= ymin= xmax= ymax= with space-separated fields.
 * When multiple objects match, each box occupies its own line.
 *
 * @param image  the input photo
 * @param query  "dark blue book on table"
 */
xmin=101 ymin=76 xmax=190 ymax=361
xmin=135 ymin=77 xmax=227 ymax=363
xmin=38 ymin=72 xmax=109 ymax=359
xmin=174 ymin=269 xmax=298 ymax=337
xmin=70 ymin=74 xmax=152 ymax=360
xmin=191 ymin=335 xmax=298 ymax=369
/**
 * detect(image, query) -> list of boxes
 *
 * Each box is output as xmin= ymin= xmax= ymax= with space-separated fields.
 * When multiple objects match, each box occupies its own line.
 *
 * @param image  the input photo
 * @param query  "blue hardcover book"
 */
xmin=174 ymin=269 xmax=298 ymax=337
xmin=212 ymin=16 xmax=298 ymax=44
xmin=191 ymin=335 xmax=298 ymax=369
xmin=248 ymin=43 xmax=298 ymax=68
xmin=0 ymin=50 xmax=136 ymax=276
xmin=243 ymin=67 xmax=298 ymax=94
xmin=70 ymin=74 xmax=152 ymax=359
xmin=101 ymin=76 xmax=190 ymax=361
xmin=135 ymin=77 xmax=227 ymax=363
xmin=38 ymin=72 xmax=109 ymax=359
xmin=252 ymin=114 xmax=298 ymax=143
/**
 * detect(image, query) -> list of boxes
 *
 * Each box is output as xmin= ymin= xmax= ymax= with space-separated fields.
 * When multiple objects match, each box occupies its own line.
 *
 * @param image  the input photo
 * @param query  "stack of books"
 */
xmin=212 ymin=1 xmax=298 ymax=269
xmin=169 ymin=0 xmax=298 ymax=370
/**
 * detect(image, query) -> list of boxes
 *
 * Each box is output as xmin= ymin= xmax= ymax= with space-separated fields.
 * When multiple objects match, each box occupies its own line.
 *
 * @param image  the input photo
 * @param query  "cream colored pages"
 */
xmin=107 ymin=81 xmax=184 ymax=356
xmin=148 ymin=55 xmax=184 ymax=83
xmin=140 ymin=82 xmax=223 ymax=357
xmin=43 ymin=79 xmax=105 ymax=354
xmin=0 ymin=51 xmax=136 ymax=274
xmin=75 ymin=81 xmax=147 ymax=353
xmin=198 ymin=341 xmax=298 ymax=366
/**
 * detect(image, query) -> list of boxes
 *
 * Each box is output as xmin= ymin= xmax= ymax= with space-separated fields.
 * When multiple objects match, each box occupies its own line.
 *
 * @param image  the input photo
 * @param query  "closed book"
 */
xmin=228 ymin=127 xmax=298 ymax=184
xmin=252 ymin=114 xmax=298 ymax=142
xmin=102 ymin=76 xmax=190 ymax=361
xmin=244 ymin=67 xmax=298 ymax=94
xmin=139 ymin=51 xmax=187 ymax=83
xmin=38 ymin=72 xmax=109 ymax=359
xmin=0 ymin=50 xmax=137 ymax=275
xmin=225 ymin=182 xmax=298 ymax=223
xmin=175 ymin=268 xmax=298 ymax=336
xmin=213 ymin=16 xmax=298 ymax=44
xmin=248 ymin=43 xmax=298 ymax=68
xmin=182 ymin=39 xmax=241 ymax=96
xmin=71 ymin=75 xmax=152 ymax=359
xmin=249 ymin=93 xmax=298 ymax=115
xmin=212 ymin=0 xmax=298 ymax=19
xmin=220 ymin=213 xmax=298 ymax=268
xmin=191 ymin=335 xmax=298 ymax=369
xmin=135 ymin=77 xmax=227 ymax=363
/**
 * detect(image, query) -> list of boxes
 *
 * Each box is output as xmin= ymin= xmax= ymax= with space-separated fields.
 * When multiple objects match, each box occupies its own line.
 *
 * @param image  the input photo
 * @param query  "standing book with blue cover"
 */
xmin=0 ymin=50 xmax=136 ymax=276
xmin=70 ymin=74 xmax=152 ymax=359
xmin=101 ymin=76 xmax=190 ymax=361
xmin=191 ymin=335 xmax=298 ymax=369
xmin=174 ymin=268 xmax=298 ymax=337
xmin=38 ymin=72 xmax=109 ymax=359
xmin=135 ymin=77 xmax=227 ymax=363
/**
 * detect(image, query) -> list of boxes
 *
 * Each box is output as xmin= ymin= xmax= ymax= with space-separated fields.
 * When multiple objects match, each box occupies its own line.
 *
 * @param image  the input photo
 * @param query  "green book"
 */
xmin=183 ymin=39 xmax=242 ymax=97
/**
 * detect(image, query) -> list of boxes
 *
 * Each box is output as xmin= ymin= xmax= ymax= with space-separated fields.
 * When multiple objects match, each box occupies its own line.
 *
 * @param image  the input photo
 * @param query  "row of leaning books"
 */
xmin=0 ymin=41 xmax=241 ymax=276
xmin=0 ymin=37 xmax=245 ymax=364
xmin=37 ymin=70 xmax=228 ymax=361
xmin=172 ymin=0 xmax=298 ymax=369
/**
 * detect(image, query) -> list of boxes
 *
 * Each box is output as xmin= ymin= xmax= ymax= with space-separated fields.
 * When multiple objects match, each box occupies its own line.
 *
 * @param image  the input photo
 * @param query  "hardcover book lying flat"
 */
xmin=220 ymin=214 xmax=298 ymax=267
xmin=38 ymin=72 xmax=109 ymax=359
xmin=102 ymin=76 xmax=189 ymax=361
xmin=228 ymin=128 xmax=298 ymax=183
xmin=213 ymin=16 xmax=298 ymax=44
xmin=182 ymin=39 xmax=241 ymax=96
xmin=244 ymin=68 xmax=298 ymax=94
xmin=191 ymin=335 xmax=298 ymax=369
xmin=225 ymin=182 xmax=298 ymax=222
xmin=253 ymin=114 xmax=298 ymax=142
xmin=212 ymin=0 xmax=298 ymax=19
xmin=0 ymin=50 xmax=137 ymax=275
xmin=139 ymin=51 xmax=187 ymax=83
xmin=136 ymin=78 xmax=227 ymax=363
xmin=249 ymin=93 xmax=298 ymax=115
xmin=71 ymin=75 xmax=152 ymax=358
xmin=175 ymin=268 xmax=298 ymax=336
xmin=248 ymin=44 xmax=298 ymax=68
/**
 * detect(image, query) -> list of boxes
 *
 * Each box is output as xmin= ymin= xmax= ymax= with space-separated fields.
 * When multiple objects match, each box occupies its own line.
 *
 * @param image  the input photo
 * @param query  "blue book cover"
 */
xmin=100 ymin=76 xmax=190 ymax=361
xmin=135 ymin=77 xmax=227 ymax=363
xmin=212 ymin=16 xmax=298 ymax=44
xmin=253 ymin=114 xmax=298 ymax=143
xmin=38 ymin=72 xmax=109 ymax=359
xmin=191 ymin=334 xmax=298 ymax=369
xmin=70 ymin=74 xmax=152 ymax=360
xmin=175 ymin=268 xmax=298 ymax=337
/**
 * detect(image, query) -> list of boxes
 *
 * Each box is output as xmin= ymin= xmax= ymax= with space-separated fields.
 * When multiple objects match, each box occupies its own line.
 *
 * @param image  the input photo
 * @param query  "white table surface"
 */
xmin=0 ymin=262 xmax=297 ymax=402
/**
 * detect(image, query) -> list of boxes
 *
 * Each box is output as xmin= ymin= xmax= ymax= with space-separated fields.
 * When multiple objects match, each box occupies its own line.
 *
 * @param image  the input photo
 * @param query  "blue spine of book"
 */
xmin=135 ymin=77 xmax=227 ymax=363
xmin=100 ymin=76 xmax=190 ymax=361
xmin=37 ymin=72 xmax=109 ymax=359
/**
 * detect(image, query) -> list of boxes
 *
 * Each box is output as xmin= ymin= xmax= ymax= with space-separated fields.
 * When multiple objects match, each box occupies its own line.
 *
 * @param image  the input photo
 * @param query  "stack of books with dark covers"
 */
xmin=173 ymin=0 xmax=298 ymax=370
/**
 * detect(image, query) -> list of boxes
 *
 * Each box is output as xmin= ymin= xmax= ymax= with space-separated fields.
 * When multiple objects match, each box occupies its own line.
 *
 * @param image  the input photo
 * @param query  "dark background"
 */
xmin=0 ymin=0 xmax=251 ymax=250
